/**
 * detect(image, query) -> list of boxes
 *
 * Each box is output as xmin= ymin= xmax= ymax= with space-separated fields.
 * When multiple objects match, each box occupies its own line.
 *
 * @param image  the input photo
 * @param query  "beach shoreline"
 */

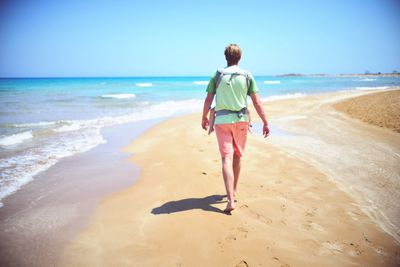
xmin=60 ymin=89 xmax=400 ymax=266
xmin=0 ymin=119 xmax=162 ymax=266
xmin=254 ymin=88 xmax=400 ymax=243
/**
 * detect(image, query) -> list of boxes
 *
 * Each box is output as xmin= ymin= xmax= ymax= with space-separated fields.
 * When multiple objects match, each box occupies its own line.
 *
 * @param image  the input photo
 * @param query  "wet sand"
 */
xmin=264 ymin=89 xmax=400 ymax=243
xmin=62 ymin=89 xmax=400 ymax=266
xmin=0 ymin=120 xmax=161 ymax=266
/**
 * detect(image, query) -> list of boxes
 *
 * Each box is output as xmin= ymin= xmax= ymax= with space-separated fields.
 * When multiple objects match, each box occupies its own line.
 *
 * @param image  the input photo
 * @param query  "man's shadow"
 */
xmin=151 ymin=194 xmax=226 ymax=215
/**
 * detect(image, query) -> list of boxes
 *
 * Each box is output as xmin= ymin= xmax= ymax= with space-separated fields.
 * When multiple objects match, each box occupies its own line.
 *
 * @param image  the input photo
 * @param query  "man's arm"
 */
xmin=250 ymin=93 xmax=270 ymax=137
xmin=201 ymin=92 xmax=215 ymax=130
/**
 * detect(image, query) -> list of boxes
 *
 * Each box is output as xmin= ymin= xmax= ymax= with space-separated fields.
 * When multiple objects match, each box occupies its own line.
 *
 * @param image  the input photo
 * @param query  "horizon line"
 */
xmin=1 ymin=72 xmax=399 ymax=79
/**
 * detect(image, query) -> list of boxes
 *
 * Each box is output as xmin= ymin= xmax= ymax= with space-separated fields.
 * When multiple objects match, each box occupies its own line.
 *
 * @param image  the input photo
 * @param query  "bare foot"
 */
xmin=224 ymin=201 xmax=235 ymax=214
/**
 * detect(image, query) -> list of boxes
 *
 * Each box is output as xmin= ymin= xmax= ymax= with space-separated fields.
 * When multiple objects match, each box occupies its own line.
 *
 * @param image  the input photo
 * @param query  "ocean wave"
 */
xmin=261 ymin=93 xmax=306 ymax=102
xmin=54 ymin=123 xmax=82 ymax=132
xmin=64 ymin=98 xmax=203 ymax=131
xmin=8 ymin=121 xmax=59 ymax=128
xmin=0 ymin=98 xmax=204 ymax=206
xmin=193 ymin=81 xmax=209 ymax=85
xmin=135 ymin=83 xmax=153 ymax=87
xmin=355 ymin=86 xmax=390 ymax=91
xmin=101 ymin=94 xmax=136 ymax=99
xmin=7 ymin=99 xmax=203 ymax=135
xmin=0 ymin=131 xmax=33 ymax=147
xmin=0 ymin=128 xmax=106 ymax=206
xmin=354 ymin=78 xmax=377 ymax=82
xmin=263 ymin=80 xmax=281 ymax=84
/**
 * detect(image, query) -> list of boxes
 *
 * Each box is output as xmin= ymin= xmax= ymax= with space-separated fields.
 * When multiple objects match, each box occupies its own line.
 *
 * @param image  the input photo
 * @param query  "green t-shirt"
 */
xmin=206 ymin=66 xmax=259 ymax=125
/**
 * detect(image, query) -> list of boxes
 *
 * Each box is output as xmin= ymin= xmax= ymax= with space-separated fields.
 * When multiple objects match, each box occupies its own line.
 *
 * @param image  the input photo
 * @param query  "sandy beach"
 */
xmin=60 ymin=89 xmax=400 ymax=266
xmin=0 ymin=120 xmax=161 ymax=266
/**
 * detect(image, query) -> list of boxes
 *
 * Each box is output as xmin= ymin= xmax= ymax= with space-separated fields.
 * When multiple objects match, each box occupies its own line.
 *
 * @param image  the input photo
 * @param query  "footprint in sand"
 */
xmin=345 ymin=242 xmax=364 ymax=256
xmin=358 ymin=234 xmax=387 ymax=256
xmin=303 ymin=239 xmax=364 ymax=257
xmin=239 ymin=204 xmax=272 ymax=224
xmin=373 ymin=246 xmax=387 ymax=256
xmin=303 ymin=220 xmax=326 ymax=233
xmin=280 ymin=204 xmax=287 ymax=211
xmin=226 ymin=226 xmax=249 ymax=242
xmin=318 ymin=241 xmax=344 ymax=256
xmin=305 ymin=207 xmax=317 ymax=217
xmin=273 ymin=256 xmax=291 ymax=267
xmin=362 ymin=233 xmax=371 ymax=243
xmin=226 ymin=234 xmax=237 ymax=242
xmin=235 ymin=260 xmax=249 ymax=267
xmin=237 ymin=226 xmax=249 ymax=238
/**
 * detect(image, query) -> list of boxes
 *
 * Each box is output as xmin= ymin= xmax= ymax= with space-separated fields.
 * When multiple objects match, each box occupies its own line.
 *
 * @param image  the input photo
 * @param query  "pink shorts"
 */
xmin=215 ymin=122 xmax=249 ymax=158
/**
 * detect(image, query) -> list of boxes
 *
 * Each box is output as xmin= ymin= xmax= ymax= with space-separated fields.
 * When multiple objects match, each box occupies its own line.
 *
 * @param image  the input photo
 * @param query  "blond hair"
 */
xmin=224 ymin=44 xmax=242 ymax=65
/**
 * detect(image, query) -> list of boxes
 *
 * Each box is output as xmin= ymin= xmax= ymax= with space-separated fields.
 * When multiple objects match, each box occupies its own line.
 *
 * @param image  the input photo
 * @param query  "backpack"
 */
xmin=213 ymin=68 xmax=251 ymax=118
xmin=214 ymin=68 xmax=251 ymax=92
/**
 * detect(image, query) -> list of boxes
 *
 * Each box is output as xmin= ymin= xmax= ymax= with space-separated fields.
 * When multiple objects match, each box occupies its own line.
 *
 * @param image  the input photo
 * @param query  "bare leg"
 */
xmin=222 ymin=156 xmax=235 ymax=211
xmin=233 ymin=154 xmax=241 ymax=196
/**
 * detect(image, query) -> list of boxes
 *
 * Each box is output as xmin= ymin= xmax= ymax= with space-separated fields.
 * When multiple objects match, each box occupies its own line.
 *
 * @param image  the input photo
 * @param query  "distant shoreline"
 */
xmin=1 ymin=73 xmax=400 ymax=79
xmin=276 ymin=73 xmax=400 ymax=77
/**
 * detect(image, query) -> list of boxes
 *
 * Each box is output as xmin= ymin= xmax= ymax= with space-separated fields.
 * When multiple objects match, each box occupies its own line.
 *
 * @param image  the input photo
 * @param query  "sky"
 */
xmin=0 ymin=0 xmax=399 ymax=77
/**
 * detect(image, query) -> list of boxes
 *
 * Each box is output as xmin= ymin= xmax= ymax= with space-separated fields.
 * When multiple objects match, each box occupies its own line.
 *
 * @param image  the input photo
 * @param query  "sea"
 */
xmin=1 ymin=75 xmax=399 ymax=207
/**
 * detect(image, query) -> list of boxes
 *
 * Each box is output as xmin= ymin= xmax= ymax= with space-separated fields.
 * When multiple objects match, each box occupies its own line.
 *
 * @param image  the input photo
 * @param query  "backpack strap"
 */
xmin=214 ymin=68 xmax=224 ymax=89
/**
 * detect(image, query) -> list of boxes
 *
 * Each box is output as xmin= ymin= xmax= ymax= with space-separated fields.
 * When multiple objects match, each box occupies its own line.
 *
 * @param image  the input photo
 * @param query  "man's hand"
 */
xmin=202 ymin=117 xmax=209 ymax=131
xmin=263 ymin=123 xmax=270 ymax=138
xmin=201 ymin=92 xmax=214 ymax=131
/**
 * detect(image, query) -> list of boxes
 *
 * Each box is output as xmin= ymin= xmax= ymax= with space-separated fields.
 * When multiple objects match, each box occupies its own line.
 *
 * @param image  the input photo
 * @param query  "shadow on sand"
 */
xmin=151 ymin=194 xmax=227 ymax=215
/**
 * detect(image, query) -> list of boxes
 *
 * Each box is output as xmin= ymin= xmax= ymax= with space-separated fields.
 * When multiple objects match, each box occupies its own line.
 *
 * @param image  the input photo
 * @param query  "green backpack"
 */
xmin=214 ymin=68 xmax=251 ymax=92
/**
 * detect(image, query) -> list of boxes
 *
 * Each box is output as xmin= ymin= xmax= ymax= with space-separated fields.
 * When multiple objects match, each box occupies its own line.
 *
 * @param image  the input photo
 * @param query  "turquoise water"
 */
xmin=0 ymin=75 xmax=399 ymax=206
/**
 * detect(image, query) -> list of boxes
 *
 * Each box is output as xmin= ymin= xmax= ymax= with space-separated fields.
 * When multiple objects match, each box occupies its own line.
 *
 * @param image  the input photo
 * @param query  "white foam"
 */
xmin=136 ymin=83 xmax=153 ymax=87
xmin=54 ymin=123 xmax=82 ymax=132
xmin=0 ymin=128 xmax=106 ymax=206
xmin=0 ymin=98 xmax=204 ymax=207
xmin=101 ymin=94 xmax=136 ymax=99
xmin=354 ymin=78 xmax=377 ymax=82
xmin=10 ymin=121 xmax=59 ymax=128
xmin=355 ymin=86 xmax=390 ymax=91
xmin=193 ymin=81 xmax=209 ymax=85
xmin=17 ymin=99 xmax=201 ymax=135
xmin=0 ymin=131 xmax=33 ymax=147
xmin=264 ymin=80 xmax=281 ymax=84
xmin=261 ymin=93 xmax=306 ymax=102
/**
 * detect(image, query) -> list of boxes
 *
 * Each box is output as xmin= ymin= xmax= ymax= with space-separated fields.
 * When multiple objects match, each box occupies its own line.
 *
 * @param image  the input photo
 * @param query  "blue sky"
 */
xmin=0 ymin=0 xmax=399 ymax=77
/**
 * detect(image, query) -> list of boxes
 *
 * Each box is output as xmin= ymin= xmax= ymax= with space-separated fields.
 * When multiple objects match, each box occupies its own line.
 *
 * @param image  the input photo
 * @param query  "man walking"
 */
xmin=201 ymin=44 xmax=270 ymax=213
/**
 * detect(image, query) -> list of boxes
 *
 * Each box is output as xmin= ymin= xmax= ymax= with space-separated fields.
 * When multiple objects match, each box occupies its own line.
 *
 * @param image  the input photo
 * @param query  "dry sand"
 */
xmin=62 ymin=90 xmax=400 ymax=266
xmin=334 ymin=90 xmax=400 ymax=133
